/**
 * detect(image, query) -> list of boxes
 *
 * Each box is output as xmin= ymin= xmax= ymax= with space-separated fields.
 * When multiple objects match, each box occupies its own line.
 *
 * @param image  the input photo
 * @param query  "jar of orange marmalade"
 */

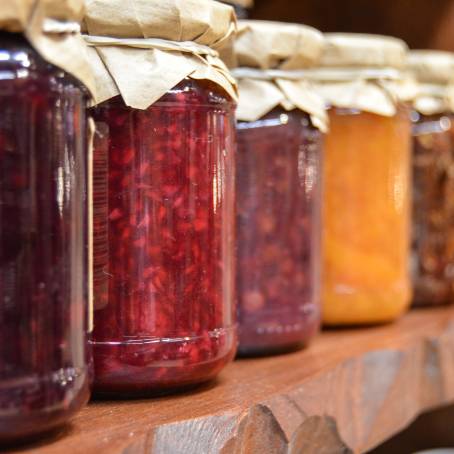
xmin=314 ymin=34 xmax=412 ymax=325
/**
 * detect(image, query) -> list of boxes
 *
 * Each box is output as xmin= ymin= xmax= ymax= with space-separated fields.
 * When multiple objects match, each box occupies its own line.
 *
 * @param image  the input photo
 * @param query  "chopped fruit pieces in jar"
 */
xmin=91 ymin=78 xmax=237 ymax=395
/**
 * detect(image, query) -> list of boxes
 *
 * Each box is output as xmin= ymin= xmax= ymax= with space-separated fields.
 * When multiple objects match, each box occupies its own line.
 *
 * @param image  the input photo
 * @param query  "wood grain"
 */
xmin=370 ymin=403 xmax=454 ymax=454
xmin=8 ymin=307 xmax=454 ymax=454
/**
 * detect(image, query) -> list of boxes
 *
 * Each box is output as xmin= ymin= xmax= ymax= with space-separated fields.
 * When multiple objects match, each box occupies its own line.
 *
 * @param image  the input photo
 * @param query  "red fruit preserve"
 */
xmin=0 ymin=33 xmax=91 ymax=441
xmin=236 ymin=108 xmax=323 ymax=355
xmin=92 ymin=78 xmax=237 ymax=395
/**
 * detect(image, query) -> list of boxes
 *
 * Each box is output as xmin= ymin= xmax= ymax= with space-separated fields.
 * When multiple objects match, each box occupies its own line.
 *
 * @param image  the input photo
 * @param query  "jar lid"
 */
xmin=232 ymin=20 xmax=327 ymax=131
xmin=407 ymin=50 xmax=454 ymax=114
xmin=84 ymin=0 xmax=234 ymax=46
xmin=308 ymin=33 xmax=408 ymax=117
xmin=222 ymin=0 xmax=253 ymax=7
xmin=0 ymin=0 xmax=85 ymax=32
xmin=0 ymin=0 xmax=94 ymax=96
xmin=408 ymin=50 xmax=454 ymax=85
xmin=84 ymin=0 xmax=238 ymax=108
xmin=320 ymin=33 xmax=408 ymax=69
xmin=235 ymin=20 xmax=324 ymax=70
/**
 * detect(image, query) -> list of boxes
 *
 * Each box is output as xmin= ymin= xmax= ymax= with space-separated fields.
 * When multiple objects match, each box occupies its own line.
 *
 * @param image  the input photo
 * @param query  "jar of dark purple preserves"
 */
xmin=0 ymin=24 xmax=92 ymax=443
xmin=233 ymin=20 xmax=326 ymax=355
xmin=236 ymin=109 xmax=323 ymax=354
xmin=85 ymin=0 xmax=238 ymax=395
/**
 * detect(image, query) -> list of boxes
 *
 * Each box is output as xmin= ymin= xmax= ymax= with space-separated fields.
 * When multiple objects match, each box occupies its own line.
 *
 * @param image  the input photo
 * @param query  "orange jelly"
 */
xmin=322 ymin=106 xmax=412 ymax=325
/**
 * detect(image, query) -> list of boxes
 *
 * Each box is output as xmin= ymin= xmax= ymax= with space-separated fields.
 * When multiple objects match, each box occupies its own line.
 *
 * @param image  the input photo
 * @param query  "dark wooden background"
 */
xmin=250 ymin=0 xmax=454 ymax=51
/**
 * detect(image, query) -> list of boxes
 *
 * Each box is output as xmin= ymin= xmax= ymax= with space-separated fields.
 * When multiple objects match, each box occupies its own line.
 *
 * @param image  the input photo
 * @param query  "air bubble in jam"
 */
xmin=236 ymin=109 xmax=323 ymax=355
xmin=91 ymin=78 xmax=237 ymax=395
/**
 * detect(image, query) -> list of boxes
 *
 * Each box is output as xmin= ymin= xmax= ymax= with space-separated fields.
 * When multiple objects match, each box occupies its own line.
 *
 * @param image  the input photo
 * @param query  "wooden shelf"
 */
xmin=17 ymin=307 xmax=454 ymax=454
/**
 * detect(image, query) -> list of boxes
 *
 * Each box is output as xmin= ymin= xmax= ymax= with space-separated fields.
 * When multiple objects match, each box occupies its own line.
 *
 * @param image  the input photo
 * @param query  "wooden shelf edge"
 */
xmin=21 ymin=307 xmax=454 ymax=454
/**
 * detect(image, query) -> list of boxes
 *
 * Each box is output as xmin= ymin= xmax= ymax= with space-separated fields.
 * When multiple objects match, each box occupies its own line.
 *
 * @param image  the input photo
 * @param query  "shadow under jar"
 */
xmin=91 ymin=78 xmax=237 ymax=396
xmin=411 ymin=112 xmax=454 ymax=305
xmin=236 ymin=108 xmax=323 ymax=356
xmin=0 ymin=33 xmax=91 ymax=442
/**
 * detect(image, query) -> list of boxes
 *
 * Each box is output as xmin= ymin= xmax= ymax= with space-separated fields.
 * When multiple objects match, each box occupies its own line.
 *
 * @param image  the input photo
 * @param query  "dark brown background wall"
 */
xmin=250 ymin=0 xmax=454 ymax=51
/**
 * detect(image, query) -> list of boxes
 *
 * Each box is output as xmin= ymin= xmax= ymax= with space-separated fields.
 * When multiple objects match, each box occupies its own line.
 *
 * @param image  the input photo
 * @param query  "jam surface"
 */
xmin=92 ymin=79 xmax=237 ymax=395
xmin=0 ymin=33 xmax=90 ymax=441
xmin=236 ymin=109 xmax=322 ymax=355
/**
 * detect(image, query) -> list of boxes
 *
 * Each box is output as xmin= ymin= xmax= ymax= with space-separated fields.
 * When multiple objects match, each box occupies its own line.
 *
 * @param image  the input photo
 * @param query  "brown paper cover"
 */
xmin=0 ymin=0 xmax=94 ymax=95
xmin=233 ymin=20 xmax=327 ymax=130
xmin=312 ymin=33 xmax=409 ymax=117
xmin=84 ymin=0 xmax=238 ymax=108
xmin=408 ymin=51 xmax=454 ymax=115
xmin=222 ymin=0 xmax=254 ymax=8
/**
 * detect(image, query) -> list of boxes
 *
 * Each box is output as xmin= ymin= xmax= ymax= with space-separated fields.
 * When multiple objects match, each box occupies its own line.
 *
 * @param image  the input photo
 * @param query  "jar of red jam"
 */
xmin=408 ymin=51 xmax=454 ymax=306
xmin=0 ymin=2 xmax=93 ymax=443
xmin=233 ymin=21 xmax=326 ymax=355
xmin=85 ymin=0 xmax=238 ymax=395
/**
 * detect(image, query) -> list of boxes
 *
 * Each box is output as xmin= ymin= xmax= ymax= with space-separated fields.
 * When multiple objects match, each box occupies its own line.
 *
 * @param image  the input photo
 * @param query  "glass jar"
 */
xmin=0 ymin=33 xmax=90 ymax=441
xmin=411 ymin=112 xmax=454 ymax=305
xmin=322 ymin=105 xmax=412 ymax=325
xmin=91 ymin=78 xmax=237 ymax=395
xmin=236 ymin=108 xmax=322 ymax=355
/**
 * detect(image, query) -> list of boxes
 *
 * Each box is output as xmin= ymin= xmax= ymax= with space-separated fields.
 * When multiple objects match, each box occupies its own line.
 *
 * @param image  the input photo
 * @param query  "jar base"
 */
xmin=412 ymin=299 xmax=454 ymax=307
xmin=322 ymin=293 xmax=411 ymax=326
xmin=92 ymin=352 xmax=233 ymax=398
xmin=238 ymin=320 xmax=319 ymax=358
xmin=91 ymin=327 xmax=237 ymax=396
xmin=237 ymin=341 xmax=308 ymax=358
xmin=93 ymin=375 xmax=220 ymax=400
xmin=412 ymin=279 xmax=454 ymax=307
xmin=0 ymin=368 xmax=90 ymax=443
xmin=323 ymin=316 xmax=404 ymax=328
xmin=0 ymin=420 xmax=71 ymax=449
